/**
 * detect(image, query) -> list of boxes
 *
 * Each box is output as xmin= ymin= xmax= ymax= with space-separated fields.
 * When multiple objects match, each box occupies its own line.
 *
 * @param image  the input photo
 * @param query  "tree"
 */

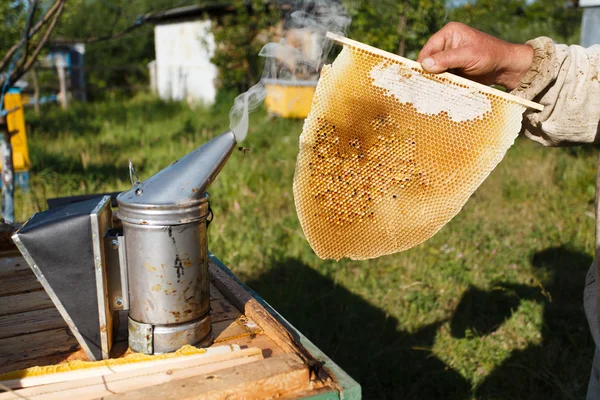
xmin=53 ymin=0 xmax=178 ymax=99
xmin=0 ymin=0 xmax=67 ymax=94
xmin=347 ymin=0 xmax=446 ymax=60
xmin=0 ymin=0 xmax=66 ymax=223
xmin=450 ymin=0 xmax=581 ymax=45
xmin=210 ymin=0 xmax=280 ymax=92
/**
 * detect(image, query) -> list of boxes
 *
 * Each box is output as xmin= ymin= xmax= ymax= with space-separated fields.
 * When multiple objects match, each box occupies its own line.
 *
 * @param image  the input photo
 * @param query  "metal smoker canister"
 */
xmin=117 ymin=130 xmax=236 ymax=354
xmin=118 ymin=193 xmax=212 ymax=353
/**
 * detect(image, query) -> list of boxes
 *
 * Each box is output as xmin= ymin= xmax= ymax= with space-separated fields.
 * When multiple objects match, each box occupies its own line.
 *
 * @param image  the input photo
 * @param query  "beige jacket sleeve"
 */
xmin=510 ymin=37 xmax=600 ymax=146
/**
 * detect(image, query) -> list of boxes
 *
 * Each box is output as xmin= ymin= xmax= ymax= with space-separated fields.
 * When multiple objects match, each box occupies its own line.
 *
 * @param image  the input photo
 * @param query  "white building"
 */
xmin=145 ymin=1 xmax=335 ymax=104
xmin=581 ymin=0 xmax=600 ymax=47
xmin=147 ymin=5 xmax=221 ymax=105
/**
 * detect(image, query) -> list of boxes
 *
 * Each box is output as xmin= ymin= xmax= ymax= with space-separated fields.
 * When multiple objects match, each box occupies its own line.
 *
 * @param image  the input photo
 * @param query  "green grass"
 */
xmin=20 ymin=94 xmax=597 ymax=399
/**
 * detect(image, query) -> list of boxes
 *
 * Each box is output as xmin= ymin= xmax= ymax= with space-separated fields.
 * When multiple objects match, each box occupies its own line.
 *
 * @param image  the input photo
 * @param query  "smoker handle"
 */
xmin=206 ymin=202 xmax=214 ymax=228
xmin=117 ymin=234 xmax=129 ymax=310
xmin=104 ymin=228 xmax=129 ymax=311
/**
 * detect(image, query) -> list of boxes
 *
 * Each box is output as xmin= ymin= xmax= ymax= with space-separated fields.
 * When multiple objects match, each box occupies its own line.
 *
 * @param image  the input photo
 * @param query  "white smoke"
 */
xmin=229 ymin=0 xmax=354 ymax=142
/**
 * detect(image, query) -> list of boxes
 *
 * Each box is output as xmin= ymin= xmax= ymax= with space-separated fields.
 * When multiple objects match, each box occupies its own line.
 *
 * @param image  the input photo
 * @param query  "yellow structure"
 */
xmin=264 ymin=80 xmax=317 ymax=119
xmin=2 ymin=91 xmax=30 ymax=172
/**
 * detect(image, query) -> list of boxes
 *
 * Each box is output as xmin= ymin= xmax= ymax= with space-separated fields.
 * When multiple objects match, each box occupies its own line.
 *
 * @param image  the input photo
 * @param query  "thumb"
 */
xmin=421 ymin=47 xmax=474 ymax=74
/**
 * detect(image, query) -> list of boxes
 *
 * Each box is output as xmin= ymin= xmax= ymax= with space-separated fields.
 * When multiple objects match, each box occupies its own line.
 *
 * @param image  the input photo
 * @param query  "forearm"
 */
xmin=512 ymin=38 xmax=600 ymax=146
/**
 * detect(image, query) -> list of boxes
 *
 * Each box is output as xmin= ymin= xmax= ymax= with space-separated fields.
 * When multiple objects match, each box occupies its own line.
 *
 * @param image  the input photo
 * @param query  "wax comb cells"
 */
xmin=293 ymin=33 xmax=543 ymax=261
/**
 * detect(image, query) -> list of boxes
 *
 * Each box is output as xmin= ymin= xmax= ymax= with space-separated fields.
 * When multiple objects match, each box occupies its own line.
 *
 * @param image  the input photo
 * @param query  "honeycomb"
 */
xmin=293 ymin=33 xmax=543 ymax=261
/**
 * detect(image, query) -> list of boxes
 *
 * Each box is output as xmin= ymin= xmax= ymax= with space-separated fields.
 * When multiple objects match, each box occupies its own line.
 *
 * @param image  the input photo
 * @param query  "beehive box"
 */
xmin=2 ymin=90 xmax=30 ymax=173
xmin=0 ymin=250 xmax=361 ymax=399
xmin=264 ymin=79 xmax=317 ymax=119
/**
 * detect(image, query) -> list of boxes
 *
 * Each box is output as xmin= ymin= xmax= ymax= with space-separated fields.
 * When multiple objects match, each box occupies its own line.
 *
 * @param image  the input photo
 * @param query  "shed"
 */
xmin=581 ymin=0 xmax=600 ymax=47
xmin=145 ymin=1 xmax=336 ymax=105
xmin=145 ymin=4 xmax=232 ymax=105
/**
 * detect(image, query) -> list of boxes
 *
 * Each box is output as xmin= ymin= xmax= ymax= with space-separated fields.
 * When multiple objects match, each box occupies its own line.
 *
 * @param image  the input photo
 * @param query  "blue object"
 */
xmin=49 ymin=45 xmax=87 ymax=102
xmin=0 ymin=171 xmax=30 ymax=191
xmin=16 ymin=171 xmax=30 ymax=192
xmin=27 ymin=94 xmax=58 ymax=106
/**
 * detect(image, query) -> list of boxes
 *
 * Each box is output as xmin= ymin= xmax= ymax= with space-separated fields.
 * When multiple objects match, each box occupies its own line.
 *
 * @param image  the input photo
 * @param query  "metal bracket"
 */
xmin=104 ymin=228 xmax=129 ymax=311
xmin=128 ymin=317 xmax=153 ymax=354
xmin=91 ymin=195 xmax=115 ymax=360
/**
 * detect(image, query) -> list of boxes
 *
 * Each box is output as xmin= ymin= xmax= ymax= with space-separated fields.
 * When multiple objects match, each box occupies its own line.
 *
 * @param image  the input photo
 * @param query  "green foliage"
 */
xmin=0 ymin=2 xmax=27 ymax=61
xmin=52 ymin=0 xmax=186 ymax=99
xmin=346 ymin=0 xmax=582 ymax=62
xmin=209 ymin=0 xmax=448 ymax=91
xmin=210 ymin=0 xmax=280 ymax=92
xmin=0 ymin=1 xmax=59 ymax=70
xmin=450 ymin=0 xmax=582 ymax=44
xmin=347 ymin=0 xmax=447 ymax=59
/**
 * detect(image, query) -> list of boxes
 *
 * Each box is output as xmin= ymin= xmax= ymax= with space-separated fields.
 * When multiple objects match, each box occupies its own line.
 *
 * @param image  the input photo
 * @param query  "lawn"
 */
xmin=19 ymin=93 xmax=598 ymax=399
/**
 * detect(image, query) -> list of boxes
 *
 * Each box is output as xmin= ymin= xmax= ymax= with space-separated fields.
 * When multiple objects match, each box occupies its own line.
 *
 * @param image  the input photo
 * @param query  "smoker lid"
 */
xmin=117 ymin=130 xmax=235 ymax=224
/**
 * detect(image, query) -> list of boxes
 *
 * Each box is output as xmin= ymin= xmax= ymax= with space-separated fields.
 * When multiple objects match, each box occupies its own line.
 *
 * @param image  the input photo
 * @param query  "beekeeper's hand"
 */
xmin=417 ymin=22 xmax=533 ymax=91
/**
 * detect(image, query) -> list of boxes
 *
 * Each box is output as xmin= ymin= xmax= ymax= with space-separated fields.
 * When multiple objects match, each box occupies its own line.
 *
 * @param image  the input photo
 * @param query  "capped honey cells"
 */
xmin=293 ymin=33 xmax=543 ymax=261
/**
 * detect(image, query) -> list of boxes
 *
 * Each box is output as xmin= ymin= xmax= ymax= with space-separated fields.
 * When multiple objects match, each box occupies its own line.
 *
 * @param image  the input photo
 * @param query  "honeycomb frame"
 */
xmin=293 ymin=32 xmax=543 ymax=261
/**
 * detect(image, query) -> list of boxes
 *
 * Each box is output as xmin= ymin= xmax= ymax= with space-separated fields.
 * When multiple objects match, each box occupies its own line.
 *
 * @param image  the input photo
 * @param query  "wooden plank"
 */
xmin=212 ymin=319 xmax=247 ymax=342
xmin=209 ymin=261 xmax=307 ymax=358
xmin=1 ymin=346 xmax=261 ymax=390
xmin=105 ymin=333 xmax=283 ymax=368
xmin=210 ymin=297 xmax=242 ymax=323
xmin=0 ymin=308 xmax=66 ymax=339
xmin=212 ymin=317 xmax=262 ymax=343
xmin=0 ymin=349 xmax=264 ymax=400
xmin=216 ymin=333 xmax=286 ymax=359
xmin=105 ymin=353 xmax=311 ymax=400
xmin=0 ymin=297 xmax=266 ymax=376
xmin=0 ymin=328 xmax=80 ymax=374
xmin=0 ymin=291 xmax=54 ymax=316
xmin=209 ymin=283 xmax=226 ymax=300
xmin=0 ymin=269 xmax=41 ymax=297
xmin=0 ymin=355 xmax=82 ymax=379
xmin=0 ymin=256 xmax=28 ymax=275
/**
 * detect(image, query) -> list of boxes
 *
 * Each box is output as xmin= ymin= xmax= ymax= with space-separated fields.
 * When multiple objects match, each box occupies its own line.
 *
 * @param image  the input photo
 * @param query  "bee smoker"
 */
xmin=12 ymin=130 xmax=237 ymax=360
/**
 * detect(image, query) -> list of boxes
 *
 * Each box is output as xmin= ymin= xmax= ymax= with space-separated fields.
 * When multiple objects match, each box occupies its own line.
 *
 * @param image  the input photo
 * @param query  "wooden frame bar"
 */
xmin=326 ymin=32 xmax=544 ymax=112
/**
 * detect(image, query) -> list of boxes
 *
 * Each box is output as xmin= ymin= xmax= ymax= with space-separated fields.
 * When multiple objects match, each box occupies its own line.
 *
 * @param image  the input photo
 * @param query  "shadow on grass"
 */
xmin=451 ymin=247 xmax=593 ymax=400
xmin=30 ymin=148 xmax=128 ymax=180
xmin=27 ymin=98 xmax=190 ymax=139
xmin=450 ymin=285 xmax=544 ymax=339
xmin=246 ymin=259 xmax=470 ymax=400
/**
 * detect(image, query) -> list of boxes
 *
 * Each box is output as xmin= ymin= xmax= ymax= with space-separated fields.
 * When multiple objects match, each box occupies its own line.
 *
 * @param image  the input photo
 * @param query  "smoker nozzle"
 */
xmin=117 ymin=130 xmax=237 ymax=209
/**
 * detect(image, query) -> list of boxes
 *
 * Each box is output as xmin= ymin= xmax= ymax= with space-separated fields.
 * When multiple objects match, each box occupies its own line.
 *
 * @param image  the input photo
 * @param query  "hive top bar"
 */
xmin=326 ymin=32 xmax=544 ymax=112
xmin=293 ymin=34 xmax=541 ymax=260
